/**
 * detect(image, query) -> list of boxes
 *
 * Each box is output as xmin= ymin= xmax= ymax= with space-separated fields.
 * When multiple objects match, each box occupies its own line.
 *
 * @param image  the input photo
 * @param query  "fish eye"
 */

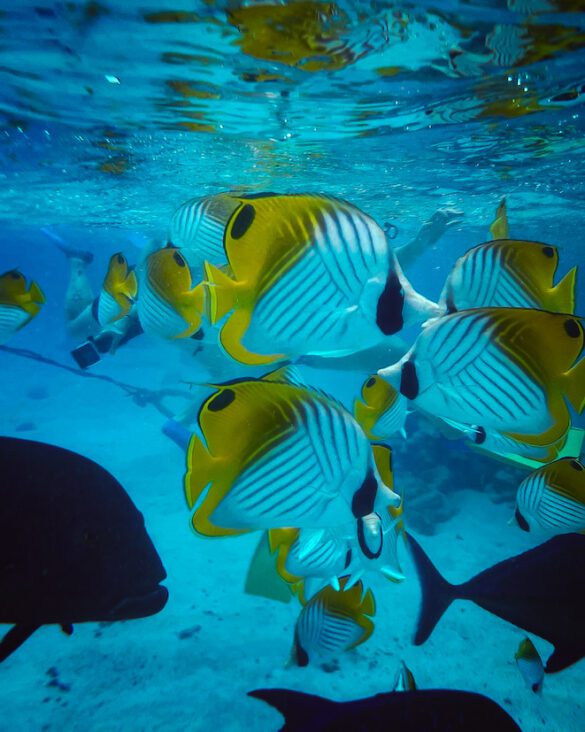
xmin=541 ymin=246 xmax=554 ymax=258
xmin=365 ymin=376 xmax=377 ymax=389
xmin=564 ymin=318 xmax=581 ymax=338
xmin=173 ymin=251 xmax=186 ymax=267
xmin=570 ymin=460 xmax=584 ymax=471
xmin=207 ymin=388 xmax=235 ymax=412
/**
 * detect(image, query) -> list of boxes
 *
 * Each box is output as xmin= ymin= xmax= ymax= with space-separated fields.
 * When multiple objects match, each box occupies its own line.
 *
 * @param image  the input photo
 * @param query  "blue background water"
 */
xmin=1 ymin=2 xmax=584 ymax=730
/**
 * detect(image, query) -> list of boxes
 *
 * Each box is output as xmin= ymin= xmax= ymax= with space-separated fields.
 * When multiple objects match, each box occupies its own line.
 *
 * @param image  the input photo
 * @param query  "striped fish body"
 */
xmin=168 ymin=193 xmax=241 ymax=266
xmin=515 ymin=457 xmax=585 ymax=534
xmin=136 ymin=247 xmax=204 ymax=339
xmin=96 ymin=289 xmax=122 ymax=326
xmin=204 ymin=193 xmax=439 ymax=365
xmin=184 ymin=369 xmax=400 ymax=538
xmin=354 ymin=374 xmax=408 ymax=440
xmin=271 ymin=526 xmax=351 ymax=586
xmin=440 ymin=240 xmax=576 ymax=314
xmin=0 ymin=305 xmax=31 ymax=345
xmin=290 ymin=579 xmax=375 ymax=666
xmin=379 ymin=308 xmax=585 ymax=446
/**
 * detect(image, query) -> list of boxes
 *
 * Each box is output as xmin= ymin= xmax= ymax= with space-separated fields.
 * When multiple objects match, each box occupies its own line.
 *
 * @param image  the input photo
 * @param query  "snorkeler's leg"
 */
xmin=393 ymin=207 xmax=464 ymax=270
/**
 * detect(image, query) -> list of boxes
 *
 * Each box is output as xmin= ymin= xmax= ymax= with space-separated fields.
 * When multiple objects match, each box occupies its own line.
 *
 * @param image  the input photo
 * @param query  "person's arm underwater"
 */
xmin=392 ymin=207 xmax=464 ymax=270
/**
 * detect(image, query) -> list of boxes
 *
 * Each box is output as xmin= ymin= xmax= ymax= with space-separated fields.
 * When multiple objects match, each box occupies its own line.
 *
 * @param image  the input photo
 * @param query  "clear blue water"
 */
xmin=1 ymin=2 xmax=584 ymax=730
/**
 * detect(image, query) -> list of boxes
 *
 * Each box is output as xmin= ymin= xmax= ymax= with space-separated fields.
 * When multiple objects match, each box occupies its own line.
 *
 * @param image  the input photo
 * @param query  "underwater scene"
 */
xmin=1 ymin=1 xmax=585 ymax=730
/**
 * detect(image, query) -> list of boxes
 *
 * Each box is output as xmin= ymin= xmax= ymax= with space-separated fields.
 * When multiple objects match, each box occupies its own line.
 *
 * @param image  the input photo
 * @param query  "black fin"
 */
xmin=545 ymin=644 xmax=585 ymax=674
xmin=408 ymin=535 xmax=456 ymax=645
xmin=0 ymin=624 xmax=41 ymax=662
xmin=248 ymin=689 xmax=335 ymax=731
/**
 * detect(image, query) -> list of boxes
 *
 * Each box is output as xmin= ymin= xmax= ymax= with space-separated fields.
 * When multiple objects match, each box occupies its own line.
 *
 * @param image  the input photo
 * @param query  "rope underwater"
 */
xmin=0 ymin=344 xmax=193 ymax=420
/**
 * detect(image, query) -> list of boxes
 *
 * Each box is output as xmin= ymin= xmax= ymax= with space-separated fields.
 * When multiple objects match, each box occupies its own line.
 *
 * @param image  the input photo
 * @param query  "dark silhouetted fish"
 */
xmin=0 ymin=437 xmax=168 ymax=662
xmin=409 ymin=533 xmax=585 ymax=673
xmin=249 ymin=687 xmax=521 ymax=731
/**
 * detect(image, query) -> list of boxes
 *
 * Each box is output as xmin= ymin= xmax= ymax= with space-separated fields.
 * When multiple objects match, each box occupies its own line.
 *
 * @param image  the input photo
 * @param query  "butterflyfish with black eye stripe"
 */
xmin=288 ymin=578 xmax=375 ymax=667
xmin=202 ymin=192 xmax=441 ymax=365
xmin=515 ymin=637 xmax=544 ymax=694
xmin=183 ymin=365 xmax=400 ymax=550
xmin=94 ymin=252 xmax=137 ymax=326
xmin=0 ymin=270 xmax=45 ymax=345
xmin=378 ymin=307 xmax=585 ymax=448
xmin=136 ymin=246 xmax=206 ymax=339
xmin=440 ymin=239 xmax=576 ymax=314
xmin=354 ymin=374 xmax=408 ymax=440
xmin=514 ymin=457 xmax=585 ymax=535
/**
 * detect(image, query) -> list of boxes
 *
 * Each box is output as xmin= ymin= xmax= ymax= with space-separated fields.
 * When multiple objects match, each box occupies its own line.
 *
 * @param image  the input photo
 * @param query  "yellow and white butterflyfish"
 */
xmin=288 ymin=578 xmax=376 ymax=667
xmin=378 ymin=307 xmax=585 ymax=448
xmin=439 ymin=239 xmax=576 ymax=314
xmin=184 ymin=365 xmax=400 ymax=544
xmin=514 ymin=457 xmax=585 ymax=535
xmin=95 ymin=252 xmax=137 ymax=326
xmin=201 ymin=192 xmax=440 ymax=365
xmin=354 ymin=374 xmax=409 ymax=440
xmin=168 ymin=192 xmax=241 ymax=266
xmin=136 ymin=246 xmax=206 ymax=339
xmin=392 ymin=661 xmax=417 ymax=692
xmin=515 ymin=637 xmax=544 ymax=694
xmin=0 ymin=270 xmax=45 ymax=345
xmin=489 ymin=197 xmax=509 ymax=240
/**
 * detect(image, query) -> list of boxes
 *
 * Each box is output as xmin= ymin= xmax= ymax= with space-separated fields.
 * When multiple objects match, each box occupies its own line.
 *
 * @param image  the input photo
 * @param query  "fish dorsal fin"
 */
xmin=489 ymin=197 xmax=509 ymax=239
xmin=28 ymin=281 xmax=46 ymax=305
xmin=0 ymin=624 xmax=42 ymax=663
xmin=261 ymin=364 xmax=306 ymax=387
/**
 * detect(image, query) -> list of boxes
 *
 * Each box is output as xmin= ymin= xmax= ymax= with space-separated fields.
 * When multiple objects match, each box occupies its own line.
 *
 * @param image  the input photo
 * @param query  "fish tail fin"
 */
xmin=550 ymin=266 xmax=576 ymax=313
xmin=29 ymin=281 xmax=46 ymax=305
xmin=219 ymin=308 xmax=284 ymax=365
xmin=248 ymin=689 xmax=336 ymax=730
xmin=203 ymin=261 xmax=238 ymax=323
xmin=407 ymin=534 xmax=456 ymax=645
xmin=0 ymin=624 xmax=41 ymax=663
xmin=563 ymin=356 xmax=585 ymax=414
xmin=244 ymin=531 xmax=294 ymax=603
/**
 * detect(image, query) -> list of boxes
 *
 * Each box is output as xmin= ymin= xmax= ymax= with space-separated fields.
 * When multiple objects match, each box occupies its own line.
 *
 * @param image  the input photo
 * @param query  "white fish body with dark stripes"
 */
xmin=289 ymin=579 xmax=375 ymax=666
xmin=200 ymin=193 xmax=440 ymax=365
xmin=183 ymin=366 xmax=400 ymax=566
xmin=0 ymin=270 xmax=45 ymax=345
xmin=514 ymin=457 xmax=585 ymax=535
xmin=440 ymin=239 xmax=576 ymax=314
xmin=378 ymin=307 xmax=585 ymax=447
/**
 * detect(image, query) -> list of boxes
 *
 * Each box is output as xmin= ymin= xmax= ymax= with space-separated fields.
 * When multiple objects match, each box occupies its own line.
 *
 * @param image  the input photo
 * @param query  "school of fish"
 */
xmin=3 ymin=192 xmax=584 ymax=731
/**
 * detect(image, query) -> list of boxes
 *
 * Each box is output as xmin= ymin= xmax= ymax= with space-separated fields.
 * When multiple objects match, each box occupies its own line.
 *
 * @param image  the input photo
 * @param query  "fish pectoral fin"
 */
xmin=219 ymin=308 xmax=285 ymax=365
xmin=0 ymin=623 xmax=42 ymax=662
xmin=549 ymin=266 xmax=576 ymax=314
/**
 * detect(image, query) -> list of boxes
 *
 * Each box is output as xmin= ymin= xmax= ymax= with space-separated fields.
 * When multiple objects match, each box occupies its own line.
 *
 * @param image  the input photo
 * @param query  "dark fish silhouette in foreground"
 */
xmin=409 ymin=533 xmax=585 ymax=673
xmin=249 ymin=688 xmax=521 ymax=731
xmin=0 ymin=437 xmax=168 ymax=662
